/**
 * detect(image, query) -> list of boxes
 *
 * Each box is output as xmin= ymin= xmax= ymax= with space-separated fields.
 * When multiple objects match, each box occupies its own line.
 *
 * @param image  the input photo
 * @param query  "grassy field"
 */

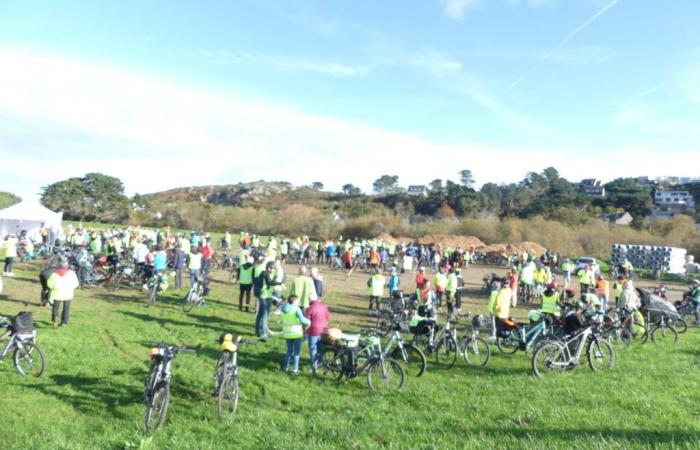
xmin=0 ymin=259 xmax=699 ymax=450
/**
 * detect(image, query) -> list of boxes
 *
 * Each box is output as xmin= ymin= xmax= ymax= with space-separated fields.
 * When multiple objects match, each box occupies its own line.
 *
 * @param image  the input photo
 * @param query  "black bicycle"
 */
xmin=213 ymin=334 xmax=256 ymax=420
xmin=143 ymin=344 xmax=196 ymax=432
xmin=0 ymin=312 xmax=46 ymax=377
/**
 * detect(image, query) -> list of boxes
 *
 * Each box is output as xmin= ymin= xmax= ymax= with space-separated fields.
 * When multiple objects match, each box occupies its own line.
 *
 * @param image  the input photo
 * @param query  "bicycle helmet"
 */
xmin=548 ymin=281 xmax=558 ymax=290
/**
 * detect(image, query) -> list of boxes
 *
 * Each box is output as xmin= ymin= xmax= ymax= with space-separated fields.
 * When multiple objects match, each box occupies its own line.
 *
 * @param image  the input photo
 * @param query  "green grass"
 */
xmin=1 ymin=261 xmax=699 ymax=450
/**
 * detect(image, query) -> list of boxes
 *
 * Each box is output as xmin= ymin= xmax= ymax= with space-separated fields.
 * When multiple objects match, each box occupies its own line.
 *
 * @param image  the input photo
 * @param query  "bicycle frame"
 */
xmin=548 ymin=327 xmax=593 ymax=367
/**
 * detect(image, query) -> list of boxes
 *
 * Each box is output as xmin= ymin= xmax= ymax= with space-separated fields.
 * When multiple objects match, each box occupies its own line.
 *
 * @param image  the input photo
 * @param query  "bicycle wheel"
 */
xmin=681 ymin=313 xmax=697 ymax=327
xmin=212 ymin=352 xmax=227 ymax=395
xmin=106 ymin=274 xmax=122 ymax=292
xmin=144 ymin=382 xmax=170 ymax=432
xmin=319 ymin=347 xmax=343 ymax=381
xmin=13 ymin=342 xmax=46 ymax=377
xmin=531 ymin=342 xmax=566 ymax=377
xmin=460 ymin=337 xmax=490 ymax=367
xmin=217 ymin=374 xmax=240 ymax=420
xmin=391 ymin=343 xmax=427 ymax=377
xmin=434 ymin=336 xmax=458 ymax=369
xmin=587 ymin=339 xmax=615 ymax=372
xmin=668 ymin=317 xmax=687 ymax=334
xmin=147 ymin=280 xmax=158 ymax=304
xmin=496 ymin=334 xmax=520 ymax=355
xmin=366 ymin=358 xmax=405 ymax=392
xmin=183 ymin=288 xmax=197 ymax=312
xmin=651 ymin=325 xmax=678 ymax=345
xmin=267 ymin=305 xmax=284 ymax=336
xmin=618 ymin=329 xmax=632 ymax=348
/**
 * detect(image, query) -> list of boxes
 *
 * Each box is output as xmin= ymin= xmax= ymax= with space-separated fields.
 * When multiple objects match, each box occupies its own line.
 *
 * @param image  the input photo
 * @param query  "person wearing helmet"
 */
xmin=541 ymin=282 xmax=561 ymax=317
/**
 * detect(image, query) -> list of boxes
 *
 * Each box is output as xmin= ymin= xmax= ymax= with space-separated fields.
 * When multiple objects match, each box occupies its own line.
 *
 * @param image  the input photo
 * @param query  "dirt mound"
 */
xmin=417 ymin=234 xmax=485 ymax=249
xmin=477 ymin=241 xmax=547 ymax=257
xmin=376 ymin=233 xmax=414 ymax=243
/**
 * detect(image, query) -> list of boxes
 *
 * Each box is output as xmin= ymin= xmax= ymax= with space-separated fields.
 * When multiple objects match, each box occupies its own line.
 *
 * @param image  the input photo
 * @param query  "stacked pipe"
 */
xmin=611 ymin=244 xmax=687 ymax=274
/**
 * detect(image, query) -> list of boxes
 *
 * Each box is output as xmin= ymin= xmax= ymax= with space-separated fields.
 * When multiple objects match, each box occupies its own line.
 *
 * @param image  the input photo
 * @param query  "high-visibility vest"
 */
xmin=282 ymin=307 xmax=304 ymax=339
xmin=434 ymin=274 xmax=447 ymax=291
xmin=541 ymin=292 xmax=560 ymax=315
xmin=239 ymin=265 xmax=254 ymax=285
xmin=446 ymin=273 xmax=458 ymax=293
xmin=368 ymin=274 xmax=385 ymax=297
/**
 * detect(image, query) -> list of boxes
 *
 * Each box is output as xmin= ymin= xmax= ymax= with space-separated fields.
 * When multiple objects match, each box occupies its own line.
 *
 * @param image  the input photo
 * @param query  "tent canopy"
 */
xmin=0 ymin=201 xmax=63 ymax=238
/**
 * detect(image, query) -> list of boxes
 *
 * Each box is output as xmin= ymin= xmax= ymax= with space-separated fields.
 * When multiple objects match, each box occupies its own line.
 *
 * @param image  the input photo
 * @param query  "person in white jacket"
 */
xmin=47 ymin=259 xmax=80 ymax=327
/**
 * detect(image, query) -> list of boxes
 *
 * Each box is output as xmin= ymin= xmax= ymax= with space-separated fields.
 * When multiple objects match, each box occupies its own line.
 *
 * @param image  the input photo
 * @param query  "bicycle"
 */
xmin=495 ymin=315 xmax=552 ymax=354
xmin=457 ymin=313 xmax=491 ymax=367
xmin=183 ymin=276 xmax=209 ymax=312
xmin=145 ymin=271 xmax=167 ymax=305
xmin=359 ymin=320 xmax=427 ymax=377
xmin=212 ymin=333 xmax=254 ymax=420
xmin=322 ymin=330 xmax=406 ymax=392
xmin=411 ymin=313 xmax=459 ymax=369
xmin=531 ymin=324 xmax=615 ymax=377
xmin=105 ymin=264 xmax=138 ymax=292
xmin=0 ymin=311 xmax=46 ymax=377
xmin=644 ymin=309 xmax=679 ymax=345
xmin=143 ymin=343 xmax=196 ymax=432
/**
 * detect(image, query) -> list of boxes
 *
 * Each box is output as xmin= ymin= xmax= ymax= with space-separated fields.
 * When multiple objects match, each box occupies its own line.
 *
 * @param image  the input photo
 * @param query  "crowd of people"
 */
xmin=2 ymin=222 xmax=699 ymax=375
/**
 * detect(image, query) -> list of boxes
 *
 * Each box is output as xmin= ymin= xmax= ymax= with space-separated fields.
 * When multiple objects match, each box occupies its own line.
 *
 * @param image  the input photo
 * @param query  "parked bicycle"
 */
xmin=531 ymin=323 xmax=615 ymax=377
xmin=183 ymin=275 xmax=210 ymax=312
xmin=321 ymin=330 xmax=406 ymax=392
xmin=495 ymin=313 xmax=552 ymax=354
xmin=411 ymin=312 xmax=459 ymax=369
xmin=145 ymin=272 xmax=168 ymax=305
xmin=358 ymin=318 xmax=427 ymax=377
xmin=0 ymin=311 xmax=45 ymax=377
xmin=212 ymin=333 xmax=254 ymax=420
xmin=457 ymin=313 xmax=491 ymax=367
xmin=143 ymin=343 xmax=196 ymax=431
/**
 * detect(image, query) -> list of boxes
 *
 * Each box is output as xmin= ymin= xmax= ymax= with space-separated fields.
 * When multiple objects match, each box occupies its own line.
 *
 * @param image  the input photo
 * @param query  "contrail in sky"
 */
xmin=506 ymin=0 xmax=622 ymax=93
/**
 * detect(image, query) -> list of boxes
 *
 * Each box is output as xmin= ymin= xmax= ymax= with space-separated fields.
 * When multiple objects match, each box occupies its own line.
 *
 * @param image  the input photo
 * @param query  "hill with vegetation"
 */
xmin=0 ymin=191 xmax=21 ymax=209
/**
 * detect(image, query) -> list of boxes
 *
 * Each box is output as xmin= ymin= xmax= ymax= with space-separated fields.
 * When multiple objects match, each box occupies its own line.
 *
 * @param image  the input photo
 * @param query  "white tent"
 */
xmin=0 ymin=201 xmax=63 ymax=239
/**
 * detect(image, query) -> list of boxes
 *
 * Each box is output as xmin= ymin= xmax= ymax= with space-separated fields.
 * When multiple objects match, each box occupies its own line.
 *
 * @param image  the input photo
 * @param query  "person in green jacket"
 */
xmin=289 ymin=266 xmax=317 ymax=310
xmin=487 ymin=279 xmax=502 ymax=339
xmin=445 ymin=267 xmax=458 ymax=315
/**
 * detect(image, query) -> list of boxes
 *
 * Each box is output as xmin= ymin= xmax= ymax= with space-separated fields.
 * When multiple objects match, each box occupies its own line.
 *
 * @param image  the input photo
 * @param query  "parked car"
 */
xmin=576 ymin=257 xmax=601 ymax=275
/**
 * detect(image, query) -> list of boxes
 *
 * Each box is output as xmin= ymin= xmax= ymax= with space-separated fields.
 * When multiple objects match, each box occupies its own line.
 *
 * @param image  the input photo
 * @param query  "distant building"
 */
xmin=601 ymin=212 xmax=633 ymax=226
xmin=655 ymin=176 xmax=680 ymax=186
xmin=647 ymin=209 xmax=678 ymax=220
xmin=579 ymin=179 xmax=605 ymax=197
xmin=635 ymin=176 xmax=651 ymax=186
xmin=407 ymin=185 xmax=427 ymax=197
xmin=679 ymin=177 xmax=700 ymax=185
xmin=654 ymin=190 xmax=695 ymax=209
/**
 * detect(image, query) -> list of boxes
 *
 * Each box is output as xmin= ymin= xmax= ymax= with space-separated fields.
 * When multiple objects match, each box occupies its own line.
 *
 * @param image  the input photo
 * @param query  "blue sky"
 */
xmin=1 ymin=0 xmax=699 ymax=199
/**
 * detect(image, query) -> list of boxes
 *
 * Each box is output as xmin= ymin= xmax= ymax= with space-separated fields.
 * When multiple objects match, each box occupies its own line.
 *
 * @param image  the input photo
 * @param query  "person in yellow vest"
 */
xmin=433 ymin=268 xmax=448 ymax=308
xmin=47 ymin=258 xmax=80 ymax=327
xmin=578 ymin=265 xmax=595 ymax=295
xmin=541 ymin=282 xmax=561 ymax=317
xmin=493 ymin=278 xmax=513 ymax=336
xmin=289 ymin=266 xmax=317 ymax=310
xmin=612 ymin=276 xmax=625 ymax=308
xmin=445 ymin=267 xmax=458 ymax=314
xmin=487 ymin=279 xmax=502 ymax=339
xmin=367 ymin=270 xmax=385 ymax=316
xmin=281 ymin=295 xmax=311 ymax=375
xmin=2 ymin=234 xmax=18 ymax=276
xmin=560 ymin=258 xmax=575 ymax=289
xmin=237 ymin=256 xmax=255 ymax=312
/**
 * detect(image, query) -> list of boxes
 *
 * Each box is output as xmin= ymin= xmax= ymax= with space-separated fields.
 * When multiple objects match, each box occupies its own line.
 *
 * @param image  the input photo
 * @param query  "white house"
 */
xmin=654 ymin=191 xmax=695 ymax=209
xmin=407 ymin=185 xmax=427 ymax=197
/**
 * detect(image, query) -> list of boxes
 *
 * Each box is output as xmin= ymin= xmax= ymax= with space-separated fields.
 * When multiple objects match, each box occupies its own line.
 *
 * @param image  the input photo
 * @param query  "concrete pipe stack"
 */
xmin=611 ymin=244 xmax=687 ymax=274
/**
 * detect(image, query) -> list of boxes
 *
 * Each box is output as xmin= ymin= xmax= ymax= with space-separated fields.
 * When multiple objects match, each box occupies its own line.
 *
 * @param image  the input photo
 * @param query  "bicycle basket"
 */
xmin=338 ymin=333 xmax=360 ymax=348
xmin=123 ymin=266 xmax=133 ymax=275
xmin=471 ymin=314 xmax=487 ymax=329
xmin=12 ymin=312 xmax=34 ymax=333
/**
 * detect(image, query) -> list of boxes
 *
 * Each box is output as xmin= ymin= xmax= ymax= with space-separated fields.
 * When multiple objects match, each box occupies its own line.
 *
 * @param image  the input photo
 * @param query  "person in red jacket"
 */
xmin=415 ymin=266 xmax=427 ymax=289
xmin=305 ymin=297 xmax=330 ymax=376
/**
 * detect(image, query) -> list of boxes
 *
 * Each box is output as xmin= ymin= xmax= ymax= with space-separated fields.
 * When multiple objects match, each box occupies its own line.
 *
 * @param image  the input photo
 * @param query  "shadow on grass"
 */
xmin=118 ymin=310 xmax=253 ymax=337
xmin=24 ymin=374 xmax=139 ymax=419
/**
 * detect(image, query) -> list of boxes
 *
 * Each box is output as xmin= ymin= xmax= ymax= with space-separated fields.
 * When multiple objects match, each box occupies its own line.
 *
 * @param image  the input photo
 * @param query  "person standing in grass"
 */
xmin=487 ymin=279 xmax=502 ymax=339
xmin=187 ymin=246 xmax=202 ymax=287
xmin=367 ymin=270 xmax=385 ymax=315
xmin=281 ymin=295 xmax=311 ymax=375
xmin=174 ymin=248 xmax=186 ymax=290
xmin=493 ymin=278 xmax=512 ymax=336
xmin=289 ymin=266 xmax=317 ymax=310
xmin=305 ymin=296 xmax=329 ymax=376
xmin=445 ymin=267 xmax=458 ymax=315
xmin=310 ymin=266 xmax=323 ymax=299
xmin=237 ymin=256 xmax=255 ymax=312
xmin=388 ymin=268 xmax=400 ymax=296
xmin=256 ymin=261 xmax=280 ymax=340
xmin=47 ymin=258 xmax=80 ymax=327
xmin=2 ymin=233 xmax=18 ymax=276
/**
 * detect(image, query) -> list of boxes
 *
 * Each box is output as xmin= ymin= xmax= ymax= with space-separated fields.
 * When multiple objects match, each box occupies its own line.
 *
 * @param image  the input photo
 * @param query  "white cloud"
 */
xmin=0 ymin=47 xmax=696 ymax=202
xmin=441 ymin=0 xmax=485 ymax=19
